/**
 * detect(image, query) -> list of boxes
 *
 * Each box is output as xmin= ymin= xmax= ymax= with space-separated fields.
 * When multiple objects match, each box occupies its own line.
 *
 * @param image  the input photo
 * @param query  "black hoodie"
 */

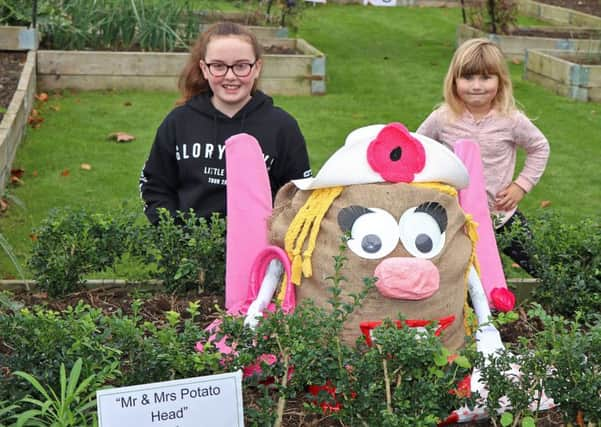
xmin=139 ymin=90 xmax=311 ymax=225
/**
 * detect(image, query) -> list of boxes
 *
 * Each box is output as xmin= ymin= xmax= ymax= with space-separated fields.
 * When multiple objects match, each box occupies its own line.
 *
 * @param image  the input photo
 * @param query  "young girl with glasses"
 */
xmin=140 ymin=22 xmax=312 ymax=224
xmin=417 ymin=38 xmax=550 ymax=276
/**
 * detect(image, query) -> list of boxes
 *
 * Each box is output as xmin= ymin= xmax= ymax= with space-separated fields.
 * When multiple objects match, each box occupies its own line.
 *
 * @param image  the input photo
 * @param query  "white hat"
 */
xmin=293 ymin=123 xmax=469 ymax=190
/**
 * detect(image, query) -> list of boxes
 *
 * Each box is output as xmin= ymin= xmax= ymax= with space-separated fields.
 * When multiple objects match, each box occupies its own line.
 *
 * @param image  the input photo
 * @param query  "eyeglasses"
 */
xmin=204 ymin=62 xmax=256 ymax=77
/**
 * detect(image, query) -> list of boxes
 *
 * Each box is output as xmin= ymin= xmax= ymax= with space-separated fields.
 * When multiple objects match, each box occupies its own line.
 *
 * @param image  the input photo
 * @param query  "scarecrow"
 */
xmin=229 ymin=122 xmax=502 ymax=353
xmin=220 ymin=122 xmax=554 ymax=421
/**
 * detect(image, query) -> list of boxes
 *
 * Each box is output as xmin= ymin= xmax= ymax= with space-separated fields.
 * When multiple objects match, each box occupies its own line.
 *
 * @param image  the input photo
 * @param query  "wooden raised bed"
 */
xmin=456 ymin=23 xmax=601 ymax=60
xmin=0 ymin=50 xmax=36 ymax=192
xmin=517 ymin=0 xmax=601 ymax=28
xmin=524 ymin=49 xmax=601 ymax=102
xmin=37 ymin=38 xmax=326 ymax=96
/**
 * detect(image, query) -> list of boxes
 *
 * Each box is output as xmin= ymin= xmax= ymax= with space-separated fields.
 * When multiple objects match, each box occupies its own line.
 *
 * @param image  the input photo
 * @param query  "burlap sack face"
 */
xmin=270 ymin=182 xmax=472 ymax=350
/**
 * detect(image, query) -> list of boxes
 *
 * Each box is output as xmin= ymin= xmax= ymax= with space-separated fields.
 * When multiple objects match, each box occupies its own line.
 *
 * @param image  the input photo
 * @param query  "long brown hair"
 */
xmin=177 ymin=22 xmax=263 ymax=105
xmin=442 ymin=38 xmax=515 ymax=118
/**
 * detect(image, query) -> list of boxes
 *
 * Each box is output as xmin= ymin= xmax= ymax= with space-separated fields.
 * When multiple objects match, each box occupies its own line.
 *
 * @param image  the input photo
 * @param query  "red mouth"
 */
xmin=359 ymin=315 xmax=455 ymax=347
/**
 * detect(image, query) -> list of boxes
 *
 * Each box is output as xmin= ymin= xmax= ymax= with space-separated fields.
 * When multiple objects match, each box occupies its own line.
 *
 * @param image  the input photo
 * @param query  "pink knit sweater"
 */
xmin=417 ymin=107 xmax=550 ymax=225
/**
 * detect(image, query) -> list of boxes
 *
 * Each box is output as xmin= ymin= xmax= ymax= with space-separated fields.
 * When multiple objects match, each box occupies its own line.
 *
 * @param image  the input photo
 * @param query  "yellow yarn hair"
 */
xmin=283 ymin=186 xmax=344 ymax=285
xmin=276 ymin=186 xmax=343 ymax=303
xmin=411 ymin=182 xmax=458 ymax=198
xmin=463 ymin=214 xmax=481 ymax=335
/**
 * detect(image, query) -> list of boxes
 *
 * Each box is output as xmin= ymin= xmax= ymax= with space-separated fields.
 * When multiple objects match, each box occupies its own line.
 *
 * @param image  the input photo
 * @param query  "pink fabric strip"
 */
xmin=454 ymin=139 xmax=511 ymax=308
xmin=225 ymin=133 xmax=273 ymax=310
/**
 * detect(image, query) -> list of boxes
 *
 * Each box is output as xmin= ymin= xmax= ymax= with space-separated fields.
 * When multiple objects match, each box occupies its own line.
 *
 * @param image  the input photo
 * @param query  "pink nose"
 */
xmin=373 ymin=257 xmax=439 ymax=300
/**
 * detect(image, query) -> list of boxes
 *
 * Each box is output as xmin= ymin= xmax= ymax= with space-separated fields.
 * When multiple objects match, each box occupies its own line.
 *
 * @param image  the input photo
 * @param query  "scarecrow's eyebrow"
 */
xmin=415 ymin=202 xmax=447 ymax=232
xmin=338 ymin=205 xmax=373 ymax=233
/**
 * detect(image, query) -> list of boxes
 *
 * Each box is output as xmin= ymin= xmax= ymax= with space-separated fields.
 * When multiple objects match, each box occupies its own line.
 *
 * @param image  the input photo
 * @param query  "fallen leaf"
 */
xmin=10 ymin=168 xmax=25 ymax=179
xmin=32 ymin=292 xmax=48 ymax=299
xmin=540 ymin=200 xmax=551 ymax=208
xmin=511 ymin=263 xmax=520 ymax=269
xmin=511 ymin=58 xmax=522 ymax=65
xmin=32 ymin=170 xmax=38 ymax=177
xmin=108 ymin=132 xmax=135 ymax=143
xmin=28 ymin=109 xmax=44 ymax=127
xmin=29 ymin=233 xmax=38 ymax=241
xmin=124 ymin=101 xmax=132 ymax=106
xmin=10 ymin=175 xmax=23 ymax=185
xmin=80 ymin=163 xmax=92 ymax=171
xmin=35 ymin=92 xmax=49 ymax=102
xmin=0 ymin=198 xmax=8 ymax=212
xmin=60 ymin=168 xmax=70 ymax=177
xmin=10 ymin=169 xmax=25 ymax=185
xmin=50 ymin=104 xmax=61 ymax=112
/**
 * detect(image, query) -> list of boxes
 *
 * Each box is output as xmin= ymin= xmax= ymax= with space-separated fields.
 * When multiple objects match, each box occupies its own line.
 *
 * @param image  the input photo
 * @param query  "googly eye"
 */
xmin=339 ymin=207 xmax=400 ymax=259
xmin=398 ymin=202 xmax=447 ymax=259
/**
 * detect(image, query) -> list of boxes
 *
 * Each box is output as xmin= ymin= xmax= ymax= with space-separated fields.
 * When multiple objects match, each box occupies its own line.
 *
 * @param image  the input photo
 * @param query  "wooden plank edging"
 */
xmin=0 ymin=50 xmax=36 ymax=193
xmin=518 ymin=0 xmax=601 ymax=28
xmin=37 ymin=38 xmax=327 ymax=96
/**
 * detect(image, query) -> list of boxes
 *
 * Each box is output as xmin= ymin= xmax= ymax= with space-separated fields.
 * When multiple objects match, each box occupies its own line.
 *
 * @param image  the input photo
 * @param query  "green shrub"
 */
xmin=497 ymin=210 xmax=601 ymax=320
xmin=529 ymin=306 xmax=601 ymax=425
xmin=477 ymin=304 xmax=601 ymax=426
xmin=28 ymin=207 xmax=138 ymax=297
xmin=135 ymin=209 xmax=226 ymax=294
xmin=0 ymin=0 xmax=31 ymax=25
xmin=27 ymin=207 xmax=226 ymax=296
xmin=104 ymin=299 xmax=223 ymax=385
xmin=218 ymin=240 xmax=474 ymax=426
xmin=33 ymin=0 xmax=199 ymax=51
xmin=0 ymin=302 xmax=121 ymax=402
xmin=0 ymin=299 xmax=223 ymax=403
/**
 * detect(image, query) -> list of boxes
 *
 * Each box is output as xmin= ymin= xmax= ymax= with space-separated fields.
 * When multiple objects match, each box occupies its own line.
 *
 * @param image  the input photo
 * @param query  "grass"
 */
xmin=1 ymin=3 xmax=600 ymax=278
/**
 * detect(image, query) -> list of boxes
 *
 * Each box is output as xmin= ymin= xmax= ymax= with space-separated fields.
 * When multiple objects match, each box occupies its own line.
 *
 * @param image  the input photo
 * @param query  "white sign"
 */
xmin=363 ymin=0 xmax=397 ymax=6
xmin=96 ymin=371 xmax=244 ymax=427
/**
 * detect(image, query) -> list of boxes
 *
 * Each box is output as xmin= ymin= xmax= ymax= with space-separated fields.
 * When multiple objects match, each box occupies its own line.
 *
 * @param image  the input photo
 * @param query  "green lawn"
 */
xmin=1 ymin=3 xmax=600 ymax=277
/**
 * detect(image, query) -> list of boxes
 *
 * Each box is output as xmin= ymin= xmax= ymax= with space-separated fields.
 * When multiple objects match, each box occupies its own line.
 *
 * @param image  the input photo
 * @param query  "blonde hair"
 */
xmin=442 ymin=38 xmax=515 ymax=117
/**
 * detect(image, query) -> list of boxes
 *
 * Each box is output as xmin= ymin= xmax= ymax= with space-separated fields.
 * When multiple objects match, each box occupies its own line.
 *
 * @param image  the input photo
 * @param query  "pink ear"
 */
xmin=225 ymin=133 xmax=273 ymax=311
xmin=453 ymin=139 xmax=515 ymax=311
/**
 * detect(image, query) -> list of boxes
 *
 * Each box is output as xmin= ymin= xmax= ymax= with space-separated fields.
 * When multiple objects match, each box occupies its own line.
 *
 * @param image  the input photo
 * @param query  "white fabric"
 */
xmin=292 ymin=124 xmax=469 ymax=190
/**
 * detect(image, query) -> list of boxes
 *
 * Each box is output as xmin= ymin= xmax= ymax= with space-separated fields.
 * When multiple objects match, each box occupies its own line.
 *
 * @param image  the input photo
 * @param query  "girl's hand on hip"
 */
xmin=495 ymin=183 xmax=525 ymax=211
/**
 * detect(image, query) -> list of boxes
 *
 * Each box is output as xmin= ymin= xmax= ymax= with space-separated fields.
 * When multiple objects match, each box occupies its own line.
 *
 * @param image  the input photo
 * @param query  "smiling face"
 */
xmin=270 ymin=182 xmax=473 ymax=349
xmin=200 ymin=35 xmax=262 ymax=117
xmin=456 ymin=73 xmax=499 ymax=116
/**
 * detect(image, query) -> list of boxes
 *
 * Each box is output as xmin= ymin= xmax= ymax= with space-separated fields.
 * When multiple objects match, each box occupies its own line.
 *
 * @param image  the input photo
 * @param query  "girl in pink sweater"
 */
xmin=417 ymin=38 xmax=550 ymax=276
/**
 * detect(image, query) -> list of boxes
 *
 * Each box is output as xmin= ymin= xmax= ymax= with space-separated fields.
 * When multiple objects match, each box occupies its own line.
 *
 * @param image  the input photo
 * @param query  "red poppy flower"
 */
xmin=449 ymin=374 xmax=471 ymax=398
xmin=491 ymin=287 xmax=516 ymax=312
xmin=366 ymin=123 xmax=426 ymax=183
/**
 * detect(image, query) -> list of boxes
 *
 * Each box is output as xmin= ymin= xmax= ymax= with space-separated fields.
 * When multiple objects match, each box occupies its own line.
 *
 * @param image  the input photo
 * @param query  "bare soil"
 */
xmin=0 ymin=51 xmax=26 ymax=123
xmin=535 ymin=0 xmax=601 ymax=18
xmin=510 ymin=27 xmax=601 ymax=38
